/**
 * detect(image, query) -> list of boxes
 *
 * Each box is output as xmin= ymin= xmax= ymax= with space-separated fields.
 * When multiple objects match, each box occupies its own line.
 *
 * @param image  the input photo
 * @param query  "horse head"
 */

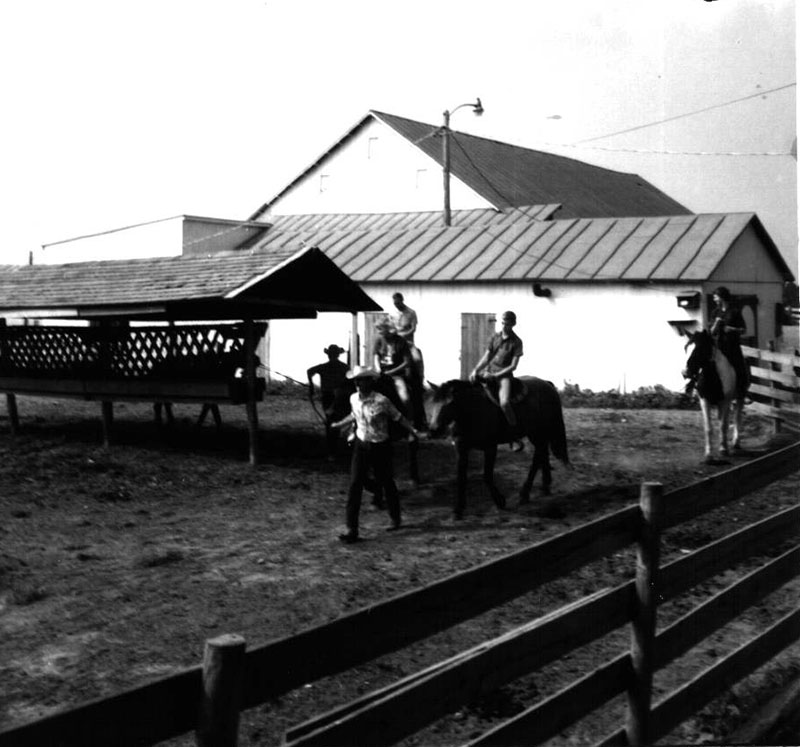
xmin=683 ymin=329 xmax=714 ymax=383
xmin=425 ymin=380 xmax=468 ymax=437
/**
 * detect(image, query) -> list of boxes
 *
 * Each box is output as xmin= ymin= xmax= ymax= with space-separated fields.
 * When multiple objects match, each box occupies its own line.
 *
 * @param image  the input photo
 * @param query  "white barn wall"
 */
xmin=267 ymin=283 xmax=702 ymax=392
xmin=266 ymin=119 xmax=491 ymax=216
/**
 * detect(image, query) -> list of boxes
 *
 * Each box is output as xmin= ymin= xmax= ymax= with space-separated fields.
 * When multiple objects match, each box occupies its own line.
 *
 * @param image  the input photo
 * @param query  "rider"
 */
xmin=372 ymin=318 xmax=413 ymax=414
xmin=469 ymin=310 xmax=524 ymax=452
xmin=307 ymin=343 xmax=350 ymax=459
xmin=390 ymin=292 xmax=426 ymax=429
xmin=709 ymin=286 xmax=749 ymax=396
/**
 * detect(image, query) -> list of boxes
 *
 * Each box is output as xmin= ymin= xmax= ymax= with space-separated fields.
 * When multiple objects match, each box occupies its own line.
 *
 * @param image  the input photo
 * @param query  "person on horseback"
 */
xmin=390 ymin=292 xmax=426 ymax=429
xmin=307 ymin=343 xmax=350 ymax=459
xmin=469 ymin=310 xmax=524 ymax=452
xmin=710 ymin=287 xmax=750 ymax=396
xmin=330 ymin=365 xmax=421 ymax=543
xmin=373 ymin=318 xmax=413 ymax=415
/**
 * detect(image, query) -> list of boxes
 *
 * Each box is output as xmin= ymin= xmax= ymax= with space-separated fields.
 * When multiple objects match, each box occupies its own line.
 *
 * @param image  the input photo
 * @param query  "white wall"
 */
xmin=269 ymin=118 xmax=492 ymax=216
xmin=267 ymin=283 xmax=704 ymax=392
xmin=34 ymin=218 xmax=183 ymax=264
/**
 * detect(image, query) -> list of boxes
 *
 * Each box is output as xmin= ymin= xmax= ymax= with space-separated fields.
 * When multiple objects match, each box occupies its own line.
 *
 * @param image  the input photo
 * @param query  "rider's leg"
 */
xmin=499 ymin=377 xmax=517 ymax=427
xmin=392 ymin=375 xmax=411 ymax=408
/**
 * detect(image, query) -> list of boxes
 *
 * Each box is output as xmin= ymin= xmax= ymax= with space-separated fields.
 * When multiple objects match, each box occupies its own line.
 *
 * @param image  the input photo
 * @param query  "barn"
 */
xmin=24 ymin=110 xmax=797 ymax=391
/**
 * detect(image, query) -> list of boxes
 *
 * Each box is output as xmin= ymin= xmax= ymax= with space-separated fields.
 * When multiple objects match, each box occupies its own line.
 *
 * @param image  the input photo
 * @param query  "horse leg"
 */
xmin=518 ymin=444 xmax=538 ymax=505
xmin=540 ymin=443 xmax=552 ymax=496
xmin=719 ymin=400 xmax=732 ymax=456
xmin=454 ymin=443 xmax=469 ymax=519
xmin=699 ymin=399 xmax=713 ymax=462
xmin=731 ymin=398 xmax=744 ymax=451
xmin=482 ymin=445 xmax=506 ymax=510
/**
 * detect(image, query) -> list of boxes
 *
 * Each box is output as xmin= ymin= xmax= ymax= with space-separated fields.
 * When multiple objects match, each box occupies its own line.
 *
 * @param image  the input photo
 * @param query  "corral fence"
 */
xmin=744 ymin=344 xmax=800 ymax=434
xmin=1 ymin=443 xmax=798 ymax=747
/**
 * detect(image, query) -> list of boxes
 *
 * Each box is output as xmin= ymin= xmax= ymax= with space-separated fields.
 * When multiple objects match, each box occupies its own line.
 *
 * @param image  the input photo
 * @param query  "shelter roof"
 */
xmin=250 ymin=212 xmax=794 ymax=284
xmin=0 ymin=246 xmax=380 ymax=320
xmin=249 ymin=111 xmax=692 ymax=221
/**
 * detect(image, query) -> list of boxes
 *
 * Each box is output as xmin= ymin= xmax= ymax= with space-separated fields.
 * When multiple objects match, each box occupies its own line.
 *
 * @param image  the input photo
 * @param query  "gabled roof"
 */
xmin=249 ymin=213 xmax=794 ymax=284
xmin=0 ymin=247 xmax=380 ymax=320
xmin=249 ymin=110 xmax=692 ymax=221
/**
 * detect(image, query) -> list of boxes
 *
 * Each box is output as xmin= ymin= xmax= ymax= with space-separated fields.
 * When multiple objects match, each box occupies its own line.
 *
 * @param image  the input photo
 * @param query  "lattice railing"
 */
xmin=0 ymin=324 xmax=265 ymax=380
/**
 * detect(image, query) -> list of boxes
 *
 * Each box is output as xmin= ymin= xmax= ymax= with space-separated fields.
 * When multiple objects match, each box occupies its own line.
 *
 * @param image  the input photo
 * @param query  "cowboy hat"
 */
xmin=324 ymin=344 xmax=345 ymax=355
xmin=346 ymin=365 xmax=380 ymax=380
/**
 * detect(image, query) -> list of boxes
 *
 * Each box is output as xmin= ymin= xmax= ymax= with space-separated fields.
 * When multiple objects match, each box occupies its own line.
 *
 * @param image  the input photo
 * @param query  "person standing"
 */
xmin=331 ymin=365 xmax=420 ymax=543
xmin=307 ymin=344 xmax=350 ymax=459
xmin=710 ymin=287 xmax=750 ymax=395
xmin=469 ymin=310 xmax=524 ymax=452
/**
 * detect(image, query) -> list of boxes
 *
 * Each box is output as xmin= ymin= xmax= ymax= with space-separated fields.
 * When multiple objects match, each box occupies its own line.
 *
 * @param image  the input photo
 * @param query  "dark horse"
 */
xmin=327 ymin=373 xmax=420 ymax=486
xmin=426 ymin=377 xmax=569 ymax=517
xmin=682 ymin=329 xmax=747 ymax=463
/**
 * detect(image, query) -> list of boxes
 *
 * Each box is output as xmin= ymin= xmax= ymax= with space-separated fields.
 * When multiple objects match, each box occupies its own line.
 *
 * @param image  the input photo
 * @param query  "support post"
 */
xmin=244 ymin=319 xmax=259 ymax=466
xmin=626 ymin=481 xmax=664 ymax=746
xmin=197 ymin=633 xmax=246 ymax=747
xmin=6 ymin=393 xmax=19 ymax=435
xmin=350 ymin=312 xmax=359 ymax=366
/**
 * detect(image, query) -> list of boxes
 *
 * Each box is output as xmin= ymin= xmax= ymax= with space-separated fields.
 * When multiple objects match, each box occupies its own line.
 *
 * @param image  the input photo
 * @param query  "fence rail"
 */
xmin=743 ymin=344 xmax=800 ymax=433
xmin=1 ymin=443 xmax=798 ymax=747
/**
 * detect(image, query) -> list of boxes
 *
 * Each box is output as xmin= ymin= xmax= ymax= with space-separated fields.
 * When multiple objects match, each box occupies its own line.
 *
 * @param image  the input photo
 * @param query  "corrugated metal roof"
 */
xmin=0 ymin=247 xmax=380 ymax=315
xmin=250 ymin=212 xmax=793 ymax=283
xmin=266 ymin=205 xmax=560 ymax=233
xmin=249 ymin=111 xmax=692 ymax=222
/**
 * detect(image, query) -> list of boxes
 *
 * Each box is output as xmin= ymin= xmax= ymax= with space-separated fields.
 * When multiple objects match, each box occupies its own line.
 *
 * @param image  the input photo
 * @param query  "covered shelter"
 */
xmin=0 ymin=246 xmax=380 ymax=463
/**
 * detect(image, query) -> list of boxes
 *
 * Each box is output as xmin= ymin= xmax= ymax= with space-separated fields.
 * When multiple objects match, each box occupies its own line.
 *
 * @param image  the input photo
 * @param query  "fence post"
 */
xmin=197 ymin=633 xmax=247 ymax=747
xmin=6 ymin=393 xmax=19 ymax=435
xmin=626 ymin=482 xmax=664 ymax=746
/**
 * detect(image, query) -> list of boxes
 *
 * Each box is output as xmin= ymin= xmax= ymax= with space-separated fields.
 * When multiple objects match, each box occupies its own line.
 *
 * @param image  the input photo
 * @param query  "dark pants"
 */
xmin=347 ymin=439 xmax=400 ymax=533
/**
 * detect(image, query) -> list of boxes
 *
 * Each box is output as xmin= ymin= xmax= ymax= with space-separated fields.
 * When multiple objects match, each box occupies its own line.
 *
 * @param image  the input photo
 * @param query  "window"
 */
xmin=319 ymin=174 xmax=330 ymax=193
xmin=415 ymin=169 xmax=428 ymax=189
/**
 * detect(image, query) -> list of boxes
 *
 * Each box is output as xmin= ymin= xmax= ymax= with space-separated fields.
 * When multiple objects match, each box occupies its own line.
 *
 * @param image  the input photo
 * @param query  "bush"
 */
xmin=560 ymin=382 xmax=697 ymax=410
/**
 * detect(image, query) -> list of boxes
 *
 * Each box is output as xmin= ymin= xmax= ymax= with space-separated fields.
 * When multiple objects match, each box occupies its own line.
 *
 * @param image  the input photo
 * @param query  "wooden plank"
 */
xmin=285 ymin=587 xmax=631 ymax=746
xmin=242 ymin=505 xmax=639 ymax=706
xmin=743 ymin=345 xmax=800 ymax=367
xmin=748 ymin=366 xmax=800 ymax=388
xmin=660 ymin=505 xmax=800 ymax=601
xmin=466 ymin=655 xmax=631 ymax=747
xmin=0 ymin=667 xmax=202 ymax=747
xmin=746 ymin=402 xmax=800 ymax=431
xmin=662 ymin=442 xmax=800 ymax=528
xmin=650 ymin=608 xmax=800 ymax=744
xmin=749 ymin=382 xmax=800 ymax=404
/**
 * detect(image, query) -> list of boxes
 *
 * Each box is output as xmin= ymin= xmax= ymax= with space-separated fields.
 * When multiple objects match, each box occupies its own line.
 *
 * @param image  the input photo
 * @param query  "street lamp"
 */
xmin=442 ymin=98 xmax=484 ymax=226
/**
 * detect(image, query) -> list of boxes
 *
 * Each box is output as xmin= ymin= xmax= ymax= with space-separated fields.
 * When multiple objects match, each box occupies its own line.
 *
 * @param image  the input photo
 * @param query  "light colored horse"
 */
xmin=682 ymin=330 xmax=747 ymax=462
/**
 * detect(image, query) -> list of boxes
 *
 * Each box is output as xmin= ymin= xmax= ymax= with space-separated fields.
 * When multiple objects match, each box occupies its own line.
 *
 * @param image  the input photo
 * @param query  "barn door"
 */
xmin=363 ymin=311 xmax=390 ymax=369
xmin=460 ymin=313 xmax=496 ymax=379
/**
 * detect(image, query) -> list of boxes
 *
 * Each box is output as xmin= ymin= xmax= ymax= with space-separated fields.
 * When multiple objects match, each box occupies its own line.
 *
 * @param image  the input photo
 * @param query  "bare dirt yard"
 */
xmin=1 ymin=389 xmax=798 ymax=746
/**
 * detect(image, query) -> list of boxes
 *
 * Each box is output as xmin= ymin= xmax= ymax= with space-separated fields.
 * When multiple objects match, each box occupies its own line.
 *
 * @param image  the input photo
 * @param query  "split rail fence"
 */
xmin=1 ymin=442 xmax=798 ymax=747
xmin=743 ymin=344 xmax=800 ymax=434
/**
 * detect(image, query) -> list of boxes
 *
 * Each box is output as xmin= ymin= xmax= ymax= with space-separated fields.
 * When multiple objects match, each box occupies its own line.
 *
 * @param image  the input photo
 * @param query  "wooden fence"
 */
xmin=1 ymin=441 xmax=798 ymax=747
xmin=743 ymin=344 xmax=800 ymax=434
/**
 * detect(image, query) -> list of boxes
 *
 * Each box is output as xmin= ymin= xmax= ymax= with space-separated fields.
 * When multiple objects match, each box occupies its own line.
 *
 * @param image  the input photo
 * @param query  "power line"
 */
xmin=550 ymin=143 xmax=794 ymax=157
xmin=573 ymin=82 xmax=796 ymax=145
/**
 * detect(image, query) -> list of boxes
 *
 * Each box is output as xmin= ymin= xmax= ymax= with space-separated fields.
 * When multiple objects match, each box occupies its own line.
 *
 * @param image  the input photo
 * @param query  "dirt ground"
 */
xmin=1 ymin=390 xmax=798 ymax=746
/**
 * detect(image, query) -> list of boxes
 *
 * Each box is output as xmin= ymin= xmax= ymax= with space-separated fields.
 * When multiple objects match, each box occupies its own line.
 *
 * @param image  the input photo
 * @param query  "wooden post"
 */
xmin=244 ymin=319 xmax=259 ymax=466
xmin=197 ymin=633 xmax=246 ymax=747
xmin=626 ymin=481 xmax=664 ymax=746
xmin=350 ymin=312 xmax=360 ymax=366
xmin=6 ymin=393 xmax=19 ymax=435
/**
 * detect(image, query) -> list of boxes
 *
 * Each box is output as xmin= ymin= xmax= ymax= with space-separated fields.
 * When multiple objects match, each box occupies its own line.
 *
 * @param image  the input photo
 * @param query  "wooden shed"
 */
xmin=0 ymin=246 xmax=380 ymax=462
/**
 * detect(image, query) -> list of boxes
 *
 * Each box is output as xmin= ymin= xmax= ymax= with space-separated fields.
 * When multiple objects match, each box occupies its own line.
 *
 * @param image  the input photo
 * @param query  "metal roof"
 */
xmin=250 ymin=111 xmax=692 ymax=221
xmin=0 ymin=247 xmax=380 ymax=319
xmin=266 ymin=205 xmax=561 ymax=233
xmin=250 ymin=212 xmax=793 ymax=284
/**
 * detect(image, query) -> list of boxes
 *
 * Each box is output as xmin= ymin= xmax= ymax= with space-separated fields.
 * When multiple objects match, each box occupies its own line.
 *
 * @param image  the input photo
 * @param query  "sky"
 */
xmin=0 ymin=0 xmax=796 ymax=270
